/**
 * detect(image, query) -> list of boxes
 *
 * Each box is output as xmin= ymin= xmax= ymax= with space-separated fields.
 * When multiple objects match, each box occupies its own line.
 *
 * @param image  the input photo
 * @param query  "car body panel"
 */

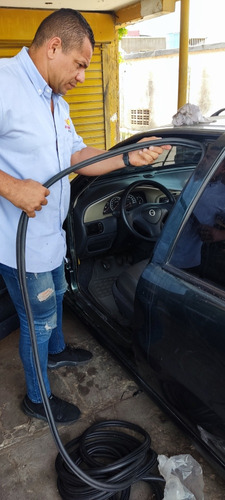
xmin=0 ymin=275 xmax=19 ymax=340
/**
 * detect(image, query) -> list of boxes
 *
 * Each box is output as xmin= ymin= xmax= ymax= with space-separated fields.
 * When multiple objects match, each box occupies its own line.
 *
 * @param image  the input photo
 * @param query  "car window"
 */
xmin=169 ymin=158 xmax=225 ymax=288
xmin=157 ymin=144 xmax=202 ymax=167
xmin=107 ymin=143 xmax=203 ymax=178
xmin=136 ymin=144 xmax=202 ymax=169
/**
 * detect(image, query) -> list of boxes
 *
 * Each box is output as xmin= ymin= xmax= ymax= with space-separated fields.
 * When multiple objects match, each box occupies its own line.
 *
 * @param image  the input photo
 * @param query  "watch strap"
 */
xmin=122 ymin=152 xmax=131 ymax=167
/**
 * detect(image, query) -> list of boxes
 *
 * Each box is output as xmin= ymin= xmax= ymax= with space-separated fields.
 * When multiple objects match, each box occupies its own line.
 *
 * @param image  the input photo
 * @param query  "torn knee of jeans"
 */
xmin=44 ymin=312 xmax=57 ymax=332
xmin=44 ymin=322 xmax=53 ymax=331
xmin=35 ymin=312 xmax=57 ymax=338
xmin=37 ymin=288 xmax=54 ymax=302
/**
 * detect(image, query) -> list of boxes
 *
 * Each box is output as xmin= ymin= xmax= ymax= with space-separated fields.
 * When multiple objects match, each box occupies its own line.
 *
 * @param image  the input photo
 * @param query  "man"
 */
xmin=0 ymin=9 xmax=170 ymax=424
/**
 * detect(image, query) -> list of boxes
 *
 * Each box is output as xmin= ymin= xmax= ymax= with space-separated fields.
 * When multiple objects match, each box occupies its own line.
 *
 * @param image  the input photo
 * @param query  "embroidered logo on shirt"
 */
xmin=65 ymin=118 xmax=71 ymax=130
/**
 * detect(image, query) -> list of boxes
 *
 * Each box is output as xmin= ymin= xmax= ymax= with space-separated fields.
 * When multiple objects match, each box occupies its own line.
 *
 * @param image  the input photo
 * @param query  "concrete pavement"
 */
xmin=1 ymin=306 xmax=225 ymax=499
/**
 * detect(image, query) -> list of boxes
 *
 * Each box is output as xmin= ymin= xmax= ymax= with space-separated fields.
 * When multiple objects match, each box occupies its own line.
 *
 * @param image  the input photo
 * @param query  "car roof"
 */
xmin=114 ymin=116 xmax=225 ymax=151
xmin=164 ymin=115 xmax=225 ymax=133
xmin=143 ymin=116 xmax=225 ymax=136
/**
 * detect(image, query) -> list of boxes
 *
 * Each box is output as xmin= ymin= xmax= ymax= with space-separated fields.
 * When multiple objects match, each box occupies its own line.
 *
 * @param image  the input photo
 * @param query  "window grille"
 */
xmin=189 ymin=37 xmax=206 ymax=46
xmin=131 ymin=109 xmax=150 ymax=126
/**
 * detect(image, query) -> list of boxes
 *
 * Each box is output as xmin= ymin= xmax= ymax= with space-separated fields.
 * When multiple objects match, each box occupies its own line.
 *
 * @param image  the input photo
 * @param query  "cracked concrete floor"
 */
xmin=1 ymin=306 xmax=225 ymax=499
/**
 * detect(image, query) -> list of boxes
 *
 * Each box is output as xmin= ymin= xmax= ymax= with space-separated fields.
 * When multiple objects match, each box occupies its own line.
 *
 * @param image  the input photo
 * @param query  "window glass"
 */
xmin=170 ymin=159 xmax=225 ymax=287
xmin=151 ymin=144 xmax=202 ymax=169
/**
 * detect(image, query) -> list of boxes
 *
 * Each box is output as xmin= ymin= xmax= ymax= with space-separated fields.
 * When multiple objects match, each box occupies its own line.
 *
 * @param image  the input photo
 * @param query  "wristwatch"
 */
xmin=122 ymin=152 xmax=131 ymax=167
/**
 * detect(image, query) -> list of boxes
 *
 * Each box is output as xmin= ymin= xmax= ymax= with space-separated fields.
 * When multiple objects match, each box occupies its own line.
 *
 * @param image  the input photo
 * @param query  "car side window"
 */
xmin=170 ymin=159 xmax=225 ymax=288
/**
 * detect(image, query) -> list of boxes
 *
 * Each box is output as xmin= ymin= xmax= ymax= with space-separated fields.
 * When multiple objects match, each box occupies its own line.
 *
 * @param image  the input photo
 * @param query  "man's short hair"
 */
xmin=32 ymin=9 xmax=95 ymax=52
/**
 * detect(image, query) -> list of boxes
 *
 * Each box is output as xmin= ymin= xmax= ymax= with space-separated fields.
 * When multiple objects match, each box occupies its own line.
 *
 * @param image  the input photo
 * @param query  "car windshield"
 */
xmin=151 ymin=144 xmax=203 ymax=168
xmin=105 ymin=143 xmax=204 ymax=178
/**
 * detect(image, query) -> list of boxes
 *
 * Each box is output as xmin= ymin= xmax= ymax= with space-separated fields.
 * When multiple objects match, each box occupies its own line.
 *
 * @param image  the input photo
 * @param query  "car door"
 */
xmin=136 ymin=138 xmax=225 ymax=439
xmin=0 ymin=274 xmax=19 ymax=340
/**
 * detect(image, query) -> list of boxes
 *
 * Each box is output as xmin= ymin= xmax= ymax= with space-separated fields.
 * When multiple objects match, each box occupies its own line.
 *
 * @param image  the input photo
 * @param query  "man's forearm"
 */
xmin=0 ymin=170 xmax=50 ymax=218
xmin=0 ymin=169 xmax=19 ymax=200
xmin=70 ymin=138 xmax=171 ymax=176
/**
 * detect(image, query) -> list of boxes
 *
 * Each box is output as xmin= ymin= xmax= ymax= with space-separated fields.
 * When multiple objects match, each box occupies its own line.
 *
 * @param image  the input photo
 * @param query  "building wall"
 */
xmin=119 ymin=44 xmax=225 ymax=137
xmin=121 ymin=36 xmax=166 ymax=53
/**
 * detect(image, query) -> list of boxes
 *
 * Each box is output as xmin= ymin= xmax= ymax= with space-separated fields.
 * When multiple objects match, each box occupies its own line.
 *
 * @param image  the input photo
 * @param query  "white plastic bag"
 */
xmin=172 ymin=103 xmax=212 ymax=126
xmin=158 ymin=454 xmax=204 ymax=500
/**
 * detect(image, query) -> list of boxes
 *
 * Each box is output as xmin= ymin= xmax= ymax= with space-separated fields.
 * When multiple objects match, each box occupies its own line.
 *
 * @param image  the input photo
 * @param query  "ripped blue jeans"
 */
xmin=0 ymin=261 xmax=67 ymax=403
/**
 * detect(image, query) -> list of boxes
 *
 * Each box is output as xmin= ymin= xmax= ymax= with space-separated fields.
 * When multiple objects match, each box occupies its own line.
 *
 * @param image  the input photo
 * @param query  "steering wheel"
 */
xmin=121 ymin=180 xmax=175 ymax=241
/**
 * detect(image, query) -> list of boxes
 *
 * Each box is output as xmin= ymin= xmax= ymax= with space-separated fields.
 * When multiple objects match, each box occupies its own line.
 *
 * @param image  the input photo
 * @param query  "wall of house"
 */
xmin=119 ymin=43 xmax=225 ymax=137
xmin=121 ymin=36 xmax=166 ymax=53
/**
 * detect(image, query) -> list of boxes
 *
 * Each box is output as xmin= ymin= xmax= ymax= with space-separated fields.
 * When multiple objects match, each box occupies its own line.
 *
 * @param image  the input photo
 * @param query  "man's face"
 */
xmin=48 ymin=37 xmax=93 ymax=95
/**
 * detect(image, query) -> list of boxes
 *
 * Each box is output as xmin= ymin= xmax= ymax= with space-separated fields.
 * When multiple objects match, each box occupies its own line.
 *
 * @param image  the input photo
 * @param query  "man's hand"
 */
xmin=128 ymin=136 xmax=171 ymax=166
xmin=8 ymin=178 xmax=50 ymax=218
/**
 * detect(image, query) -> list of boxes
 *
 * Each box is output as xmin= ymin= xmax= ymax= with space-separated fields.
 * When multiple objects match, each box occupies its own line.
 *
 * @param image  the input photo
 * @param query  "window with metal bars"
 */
xmin=131 ymin=109 xmax=150 ymax=126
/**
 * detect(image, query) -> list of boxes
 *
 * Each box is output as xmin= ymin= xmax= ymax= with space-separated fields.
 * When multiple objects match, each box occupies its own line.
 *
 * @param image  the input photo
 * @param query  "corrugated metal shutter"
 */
xmin=64 ymin=44 xmax=105 ymax=149
xmin=0 ymin=43 xmax=105 ymax=149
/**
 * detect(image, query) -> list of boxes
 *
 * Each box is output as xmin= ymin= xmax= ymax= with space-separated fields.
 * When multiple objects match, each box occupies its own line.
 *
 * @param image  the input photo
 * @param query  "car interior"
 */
xmin=67 ymin=142 xmax=203 ymax=325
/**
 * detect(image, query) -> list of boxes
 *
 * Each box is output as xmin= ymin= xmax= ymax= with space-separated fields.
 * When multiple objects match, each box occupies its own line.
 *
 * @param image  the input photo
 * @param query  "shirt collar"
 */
xmin=18 ymin=47 xmax=56 ymax=99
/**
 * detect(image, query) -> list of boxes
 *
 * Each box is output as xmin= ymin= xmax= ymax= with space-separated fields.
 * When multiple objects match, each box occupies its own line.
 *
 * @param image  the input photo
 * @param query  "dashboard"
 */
xmin=73 ymin=183 xmax=181 ymax=259
xmin=71 ymin=166 xmax=193 ymax=259
xmin=83 ymin=186 xmax=179 ymax=224
xmin=69 ymin=147 xmax=198 ymax=259
xmin=103 ymin=191 xmax=145 ymax=215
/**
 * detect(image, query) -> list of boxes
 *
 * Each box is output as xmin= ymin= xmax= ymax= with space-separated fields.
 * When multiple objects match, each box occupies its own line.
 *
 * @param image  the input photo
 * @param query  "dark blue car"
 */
xmin=65 ymin=118 xmax=225 ymax=478
xmin=3 ymin=117 xmax=225 ymax=477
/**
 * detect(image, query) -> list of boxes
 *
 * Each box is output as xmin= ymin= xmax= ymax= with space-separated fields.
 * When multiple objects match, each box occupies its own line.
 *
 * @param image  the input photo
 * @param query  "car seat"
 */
xmin=112 ymin=259 xmax=148 ymax=321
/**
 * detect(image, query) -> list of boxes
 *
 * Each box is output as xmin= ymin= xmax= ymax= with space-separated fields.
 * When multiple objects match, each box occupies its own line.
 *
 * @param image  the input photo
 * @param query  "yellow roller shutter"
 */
xmin=0 ymin=9 xmax=119 ymax=150
xmin=64 ymin=44 xmax=105 ymax=149
xmin=0 ymin=43 xmax=105 ymax=150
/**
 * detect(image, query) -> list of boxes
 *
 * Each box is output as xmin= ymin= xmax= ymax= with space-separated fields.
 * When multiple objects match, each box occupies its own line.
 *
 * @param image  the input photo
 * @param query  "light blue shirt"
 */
xmin=0 ymin=47 xmax=86 ymax=272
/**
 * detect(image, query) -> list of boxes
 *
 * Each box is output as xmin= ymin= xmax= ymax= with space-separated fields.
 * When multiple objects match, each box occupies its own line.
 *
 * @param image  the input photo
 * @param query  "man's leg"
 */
xmin=47 ymin=262 xmax=93 ymax=369
xmin=0 ymin=264 xmax=54 ymax=402
xmin=0 ymin=263 xmax=80 ymax=423
xmin=47 ymin=261 xmax=67 ymax=355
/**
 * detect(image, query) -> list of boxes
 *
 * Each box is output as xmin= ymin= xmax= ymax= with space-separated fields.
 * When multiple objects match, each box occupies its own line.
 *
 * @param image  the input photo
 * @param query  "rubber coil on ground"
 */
xmin=55 ymin=419 xmax=165 ymax=499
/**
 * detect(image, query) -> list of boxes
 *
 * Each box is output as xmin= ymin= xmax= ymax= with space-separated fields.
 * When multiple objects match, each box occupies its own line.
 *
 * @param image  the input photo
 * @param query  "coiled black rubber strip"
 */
xmin=55 ymin=420 xmax=165 ymax=499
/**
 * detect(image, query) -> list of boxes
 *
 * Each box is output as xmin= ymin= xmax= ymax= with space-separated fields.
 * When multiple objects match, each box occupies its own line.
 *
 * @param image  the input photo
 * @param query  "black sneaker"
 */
xmin=22 ymin=394 xmax=81 ymax=423
xmin=48 ymin=343 xmax=93 ymax=369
